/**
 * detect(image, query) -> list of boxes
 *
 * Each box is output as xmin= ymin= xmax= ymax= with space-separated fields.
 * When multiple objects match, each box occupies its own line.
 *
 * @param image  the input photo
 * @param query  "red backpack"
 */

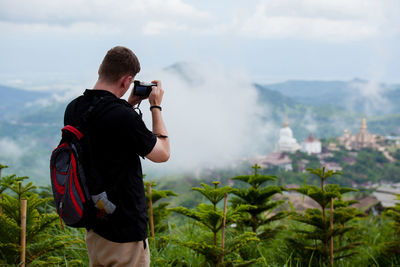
xmin=50 ymin=96 xmax=116 ymax=228
xmin=50 ymin=125 xmax=92 ymax=228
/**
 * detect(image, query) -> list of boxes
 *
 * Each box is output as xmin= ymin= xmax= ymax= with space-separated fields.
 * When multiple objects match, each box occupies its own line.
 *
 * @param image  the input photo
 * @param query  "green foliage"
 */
xmin=0 ymin=163 xmax=8 ymax=176
xmin=0 ymin=173 xmax=87 ymax=266
xmin=192 ymin=181 xmax=235 ymax=207
xmin=382 ymin=194 xmax=400 ymax=262
xmin=230 ymin=164 xmax=286 ymax=240
xmin=264 ymin=148 xmax=400 ymax=187
xmin=343 ymin=215 xmax=399 ymax=266
xmin=386 ymin=195 xmax=400 ymax=235
xmin=0 ymin=174 xmax=27 ymax=194
xmin=3 ymin=160 xmax=400 ymax=266
xmin=171 ymin=183 xmax=242 ymax=242
xmin=144 ymin=180 xmax=178 ymax=234
xmin=286 ymin=166 xmax=362 ymax=266
xmin=170 ymin=181 xmax=259 ymax=266
xmin=149 ymin=220 xmax=220 ymax=266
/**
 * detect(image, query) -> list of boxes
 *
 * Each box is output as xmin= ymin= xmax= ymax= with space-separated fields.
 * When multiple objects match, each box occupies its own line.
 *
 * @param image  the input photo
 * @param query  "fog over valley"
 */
xmin=1 ymin=62 xmax=400 ymax=183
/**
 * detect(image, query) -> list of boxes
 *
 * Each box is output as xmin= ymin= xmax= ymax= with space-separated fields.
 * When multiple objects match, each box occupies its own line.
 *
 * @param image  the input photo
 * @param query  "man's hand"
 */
xmin=149 ymin=80 xmax=164 ymax=106
xmin=128 ymin=92 xmax=147 ymax=107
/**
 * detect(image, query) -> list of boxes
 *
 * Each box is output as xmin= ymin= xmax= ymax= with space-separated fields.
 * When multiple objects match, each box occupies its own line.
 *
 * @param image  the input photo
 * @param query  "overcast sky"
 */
xmin=1 ymin=0 xmax=400 ymax=176
xmin=0 ymin=0 xmax=399 ymax=90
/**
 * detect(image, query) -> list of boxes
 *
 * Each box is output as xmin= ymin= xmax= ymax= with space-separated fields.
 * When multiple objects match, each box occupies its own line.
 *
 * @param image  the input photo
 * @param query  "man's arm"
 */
xmin=145 ymin=80 xmax=170 ymax=163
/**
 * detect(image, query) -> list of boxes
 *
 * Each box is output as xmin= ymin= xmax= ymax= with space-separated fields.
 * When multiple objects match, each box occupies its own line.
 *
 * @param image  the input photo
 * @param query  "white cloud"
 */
xmin=0 ymin=0 xmax=211 ymax=36
xmin=0 ymin=0 xmax=209 ymax=23
xmin=139 ymin=62 xmax=277 ymax=172
xmin=0 ymin=21 xmax=117 ymax=36
xmin=1 ymin=0 xmax=398 ymax=41
xmin=143 ymin=21 xmax=188 ymax=35
xmin=300 ymin=110 xmax=318 ymax=134
xmin=347 ymin=79 xmax=392 ymax=115
xmin=5 ymin=79 xmax=23 ymax=86
xmin=232 ymin=0 xmax=399 ymax=41
xmin=0 ymin=138 xmax=26 ymax=162
xmin=237 ymin=16 xmax=375 ymax=41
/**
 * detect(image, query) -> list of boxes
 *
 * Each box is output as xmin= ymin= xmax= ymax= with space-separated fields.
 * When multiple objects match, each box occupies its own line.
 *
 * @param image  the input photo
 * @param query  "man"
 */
xmin=64 ymin=46 xmax=170 ymax=266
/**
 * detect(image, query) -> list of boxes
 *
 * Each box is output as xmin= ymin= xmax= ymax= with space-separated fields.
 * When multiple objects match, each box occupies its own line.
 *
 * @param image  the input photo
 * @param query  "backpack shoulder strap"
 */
xmin=78 ymin=95 xmax=117 ymax=133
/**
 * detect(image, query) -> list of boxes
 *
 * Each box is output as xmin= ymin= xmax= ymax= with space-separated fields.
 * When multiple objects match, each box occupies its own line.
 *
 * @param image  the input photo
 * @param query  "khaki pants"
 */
xmin=86 ymin=230 xmax=150 ymax=267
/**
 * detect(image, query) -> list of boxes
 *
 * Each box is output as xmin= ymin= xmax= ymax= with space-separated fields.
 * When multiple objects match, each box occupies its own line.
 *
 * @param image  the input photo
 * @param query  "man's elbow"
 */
xmin=148 ymin=149 xmax=170 ymax=163
xmin=146 ymin=139 xmax=170 ymax=162
xmin=159 ymin=151 xmax=170 ymax=162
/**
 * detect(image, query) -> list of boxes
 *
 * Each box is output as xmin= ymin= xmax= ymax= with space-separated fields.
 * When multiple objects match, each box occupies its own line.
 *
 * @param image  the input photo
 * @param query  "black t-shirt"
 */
xmin=64 ymin=89 xmax=156 ymax=242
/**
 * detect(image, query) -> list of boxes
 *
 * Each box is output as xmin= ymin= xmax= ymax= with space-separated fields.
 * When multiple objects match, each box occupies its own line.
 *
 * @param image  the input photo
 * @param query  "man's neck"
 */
xmin=93 ymin=80 xmax=121 ymax=98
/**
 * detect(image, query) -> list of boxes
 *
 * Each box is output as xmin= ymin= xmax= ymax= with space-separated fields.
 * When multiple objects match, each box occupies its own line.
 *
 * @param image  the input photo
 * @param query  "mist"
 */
xmin=346 ymin=79 xmax=392 ymax=116
xmin=1 ymin=62 xmax=278 ymax=178
xmin=0 ymin=138 xmax=25 ymax=162
xmin=0 ymin=137 xmax=46 ymax=180
xmin=300 ymin=110 xmax=319 ymax=135
xmin=135 ymin=62 xmax=278 ymax=176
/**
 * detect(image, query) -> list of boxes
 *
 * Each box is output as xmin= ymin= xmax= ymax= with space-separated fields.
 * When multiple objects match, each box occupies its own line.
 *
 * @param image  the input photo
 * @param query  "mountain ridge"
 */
xmin=261 ymin=79 xmax=400 ymax=114
xmin=1 ymin=78 xmax=400 ymax=184
xmin=0 ymin=85 xmax=51 ymax=119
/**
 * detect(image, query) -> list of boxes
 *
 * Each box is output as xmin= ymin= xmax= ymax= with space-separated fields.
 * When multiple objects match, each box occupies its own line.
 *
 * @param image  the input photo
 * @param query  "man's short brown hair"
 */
xmin=99 ymin=46 xmax=141 ymax=83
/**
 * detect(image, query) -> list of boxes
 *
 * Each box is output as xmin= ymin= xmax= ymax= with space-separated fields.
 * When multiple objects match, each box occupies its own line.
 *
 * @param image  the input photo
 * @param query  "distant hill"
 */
xmin=255 ymin=82 xmax=400 ymax=138
xmin=1 ymin=75 xmax=400 ymax=184
xmin=254 ymin=83 xmax=360 ymax=142
xmin=0 ymin=85 xmax=64 ymax=183
xmin=263 ymin=80 xmax=351 ymax=105
xmin=263 ymin=79 xmax=400 ymax=115
xmin=0 ymin=85 xmax=51 ymax=119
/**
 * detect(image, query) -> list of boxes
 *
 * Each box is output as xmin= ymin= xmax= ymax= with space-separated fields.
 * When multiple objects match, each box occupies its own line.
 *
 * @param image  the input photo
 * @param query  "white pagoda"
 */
xmin=277 ymin=117 xmax=300 ymax=153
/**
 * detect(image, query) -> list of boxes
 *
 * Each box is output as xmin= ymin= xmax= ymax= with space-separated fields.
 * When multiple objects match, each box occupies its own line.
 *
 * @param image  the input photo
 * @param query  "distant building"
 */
xmin=321 ymin=162 xmax=342 ymax=172
xmin=256 ymin=152 xmax=293 ymax=171
xmin=343 ymin=156 xmax=357 ymax=165
xmin=256 ymin=116 xmax=301 ymax=171
xmin=351 ymin=196 xmax=381 ymax=215
xmin=338 ymin=117 xmax=381 ymax=150
xmin=317 ymin=152 xmax=334 ymax=160
xmin=301 ymin=133 xmax=322 ymax=154
xmin=317 ymin=150 xmax=342 ymax=171
xmin=372 ymin=183 xmax=400 ymax=208
xmin=277 ymin=117 xmax=300 ymax=153
xmin=385 ymin=135 xmax=400 ymax=146
xmin=351 ymin=183 xmax=400 ymax=215
xmin=327 ymin=142 xmax=340 ymax=151
xmin=297 ymin=159 xmax=309 ymax=172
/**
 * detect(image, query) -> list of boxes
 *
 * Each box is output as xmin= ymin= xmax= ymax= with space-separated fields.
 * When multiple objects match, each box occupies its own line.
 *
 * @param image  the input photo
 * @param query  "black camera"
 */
xmin=133 ymin=80 xmax=156 ymax=97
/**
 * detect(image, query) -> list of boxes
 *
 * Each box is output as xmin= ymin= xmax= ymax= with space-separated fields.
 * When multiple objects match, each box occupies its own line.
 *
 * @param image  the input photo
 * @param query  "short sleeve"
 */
xmin=129 ymin=112 xmax=157 ymax=157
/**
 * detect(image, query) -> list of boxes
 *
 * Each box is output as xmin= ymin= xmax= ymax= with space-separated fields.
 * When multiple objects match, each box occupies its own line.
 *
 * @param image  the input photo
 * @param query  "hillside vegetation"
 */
xmin=1 ymin=165 xmax=400 ymax=266
xmin=1 ymin=79 xmax=400 ymax=185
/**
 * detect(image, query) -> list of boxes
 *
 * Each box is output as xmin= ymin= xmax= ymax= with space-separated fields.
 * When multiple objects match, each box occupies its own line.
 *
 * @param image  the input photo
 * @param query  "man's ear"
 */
xmin=119 ymin=74 xmax=131 ymax=90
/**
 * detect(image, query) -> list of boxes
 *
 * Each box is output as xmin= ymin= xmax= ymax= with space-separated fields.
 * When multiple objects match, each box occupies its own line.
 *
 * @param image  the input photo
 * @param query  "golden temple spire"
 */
xmin=283 ymin=113 xmax=289 ymax=127
xmin=361 ymin=116 xmax=367 ymax=130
